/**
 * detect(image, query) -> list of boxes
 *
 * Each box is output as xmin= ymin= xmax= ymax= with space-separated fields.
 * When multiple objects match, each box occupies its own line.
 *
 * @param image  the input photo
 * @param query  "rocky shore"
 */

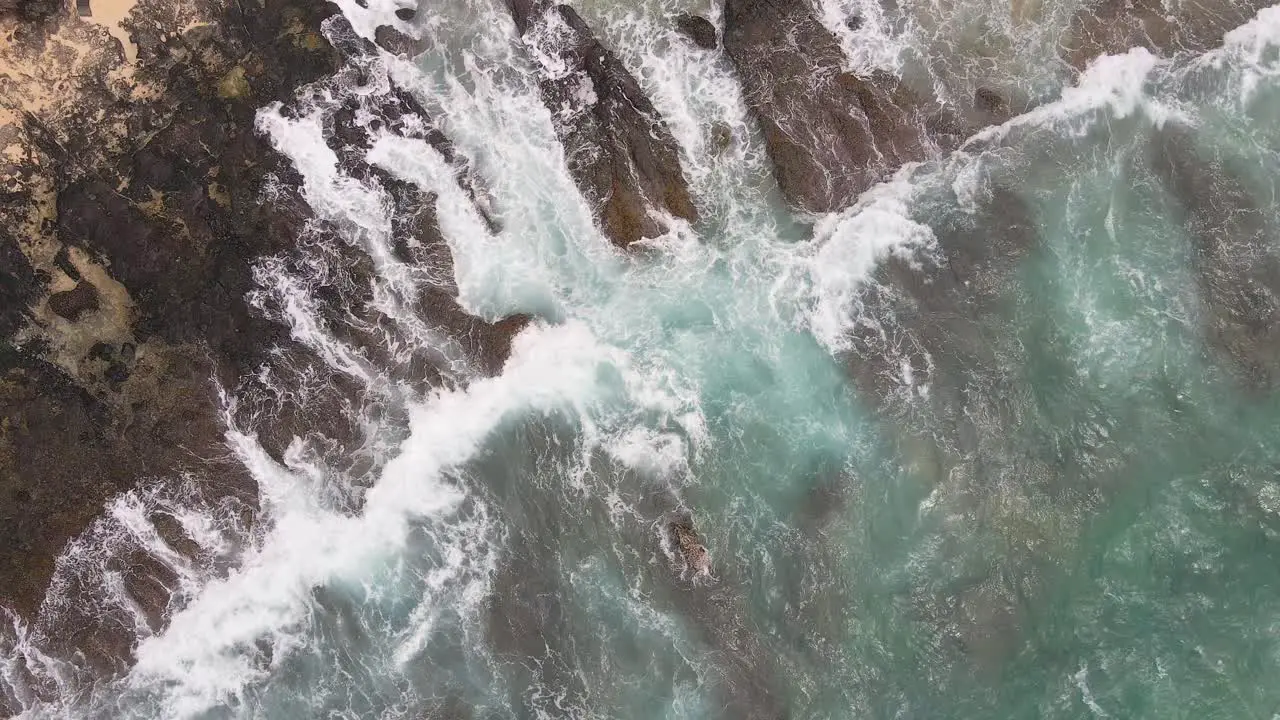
xmin=0 ymin=0 xmax=525 ymax=649
xmin=2 ymin=0 xmax=1275 ymax=711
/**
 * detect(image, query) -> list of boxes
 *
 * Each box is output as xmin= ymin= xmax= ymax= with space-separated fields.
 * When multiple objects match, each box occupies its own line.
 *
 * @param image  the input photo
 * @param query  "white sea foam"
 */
xmin=817 ymin=0 xmax=908 ymax=75
xmin=804 ymin=169 xmax=934 ymax=353
xmin=965 ymin=47 xmax=1175 ymax=147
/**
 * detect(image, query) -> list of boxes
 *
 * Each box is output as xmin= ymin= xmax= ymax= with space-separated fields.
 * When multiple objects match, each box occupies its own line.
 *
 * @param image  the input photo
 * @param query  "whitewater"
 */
xmin=5 ymin=0 xmax=1280 ymax=717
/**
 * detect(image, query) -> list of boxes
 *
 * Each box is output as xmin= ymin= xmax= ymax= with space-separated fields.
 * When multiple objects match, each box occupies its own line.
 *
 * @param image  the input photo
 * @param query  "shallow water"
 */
xmin=5 ymin=0 xmax=1280 ymax=718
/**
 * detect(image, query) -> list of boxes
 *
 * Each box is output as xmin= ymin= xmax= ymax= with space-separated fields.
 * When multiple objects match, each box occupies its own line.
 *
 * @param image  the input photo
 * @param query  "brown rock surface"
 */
xmin=722 ymin=0 xmax=960 ymax=215
xmin=508 ymin=1 xmax=698 ymax=247
xmin=1064 ymin=0 xmax=1271 ymax=69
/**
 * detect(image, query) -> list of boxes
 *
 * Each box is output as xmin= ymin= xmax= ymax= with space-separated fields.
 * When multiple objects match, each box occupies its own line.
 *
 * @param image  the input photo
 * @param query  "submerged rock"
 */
xmin=722 ymin=0 xmax=956 ymax=215
xmin=1150 ymin=125 xmax=1280 ymax=388
xmin=674 ymin=13 xmax=717 ymax=50
xmin=507 ymin=1 xmax=698 ymax=247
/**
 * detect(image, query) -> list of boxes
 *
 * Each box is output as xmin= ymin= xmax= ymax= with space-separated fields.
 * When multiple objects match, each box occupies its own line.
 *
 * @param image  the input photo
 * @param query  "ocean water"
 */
xmin=4 ymin=0 xmax=1280 ymax=718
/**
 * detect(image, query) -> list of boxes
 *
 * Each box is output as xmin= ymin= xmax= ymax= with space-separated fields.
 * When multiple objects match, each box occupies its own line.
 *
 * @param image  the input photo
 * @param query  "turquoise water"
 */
xmin=7 ymin=1 xmax=1280 ymax=718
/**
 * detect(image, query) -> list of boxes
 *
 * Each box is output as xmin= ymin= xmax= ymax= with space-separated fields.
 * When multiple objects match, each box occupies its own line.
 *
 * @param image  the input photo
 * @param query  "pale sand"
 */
xmin=81 ymin=0 xmax=139 ymax=63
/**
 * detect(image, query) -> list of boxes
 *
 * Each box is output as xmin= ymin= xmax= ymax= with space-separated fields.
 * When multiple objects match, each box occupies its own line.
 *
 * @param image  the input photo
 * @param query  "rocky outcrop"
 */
xmin=0 ymin=0 xmax=344 ymax=621
xmin=507 ymin=0 xmax=698 ymax=247
xmin=1150 ymin=125 xmax=1280 ymax=388
xmin=309 ymin=24 xmax=529 ymax=380
xmin=0 ymin=0 xmax=527 ymax=644
xmin=723 ymin=0 xmax=961 ymax=215
xmin=1064 ymin=0 xmax=1271 ymax=69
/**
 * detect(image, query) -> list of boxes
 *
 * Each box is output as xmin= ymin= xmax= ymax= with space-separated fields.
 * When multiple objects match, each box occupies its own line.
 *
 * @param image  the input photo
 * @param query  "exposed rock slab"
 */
xmin=723 ymin=0 xmax=960 ymax=214
xmin=1064 ymin=0 xmax=1272 ymax=69
xmin=508 ymin=0 xmax=698 ymax=247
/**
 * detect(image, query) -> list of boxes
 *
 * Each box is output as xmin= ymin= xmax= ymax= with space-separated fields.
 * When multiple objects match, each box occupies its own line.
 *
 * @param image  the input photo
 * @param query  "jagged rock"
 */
xmin=507 ymin=1 xmax=698 ymax=247
xmin=46 ymin=281 xmax=99 ymax=321
xmin=722 ymin=0 xmax=955 ymax=214
xmin=0 ymin=233 xmax=37 ymax=338
xmin=674 ymin=13 xmax=717 ymax=50
xmin=1150 ymin=124 xmax=1280 ymax=388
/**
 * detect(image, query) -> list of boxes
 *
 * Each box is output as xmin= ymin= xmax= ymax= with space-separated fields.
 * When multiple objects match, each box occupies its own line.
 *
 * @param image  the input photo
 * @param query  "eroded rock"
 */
xmin=0 ymin=0 xmax=342 ymax=626
xmin=508 ymin=1 xmax=698 ymax=247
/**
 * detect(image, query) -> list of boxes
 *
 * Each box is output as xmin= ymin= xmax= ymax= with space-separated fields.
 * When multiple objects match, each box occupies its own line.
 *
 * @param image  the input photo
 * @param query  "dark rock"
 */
xmin=674 ymin=13 xmax=717 ymax=50
xmin=845 ymin=14 xmax=863 ymax=31
xmin=0 ymin=232 xmax=37 ymax=339
xmin=52 ymin=246 xmax=80 ymax=281
xmin=0 ymin=344 xmax=238 ymax=620
xmin=394 ymin=6 xmax=415 ymax=21
xmin=1150 ymin=124 xmax=1280 ymax=388
xmin=0 ymin=0 xmax=63 ymax=22
xmin=723 ymin=0 xmax=957 ymax=214
xmin=0 ymin=0 xmax=344 ymax=628
xmin=508 ymin=2 xmax=698 ymax=247
xmin=46 ymin=281 xmax=100 ymax=321
xmin=666 ymin=516 xmax=711 ymax=578
xmin=374 ymin=24 xmax=423 ymax=56
xmin=86 ymin=341 xmax=114 ymax=362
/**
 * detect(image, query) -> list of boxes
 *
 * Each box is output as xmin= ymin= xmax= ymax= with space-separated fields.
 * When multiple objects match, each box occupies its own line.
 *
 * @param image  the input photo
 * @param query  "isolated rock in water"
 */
xmin=709 ymin=121 xmax=734 ymax=154
xmin=1150 ymin=125 xmax=1280 ymax=388
xmin=675 ymin=13 xmax=717 ymax=49
xmin=508 ymin=1 xmax=698 ymax=247
xmin=667 ymin=516 xmax=712 ymax=578
xmin=723 ymin=0 xmax=951 ymax=214
xmin=1064 ymin=0 xmax=1271 ymax=69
